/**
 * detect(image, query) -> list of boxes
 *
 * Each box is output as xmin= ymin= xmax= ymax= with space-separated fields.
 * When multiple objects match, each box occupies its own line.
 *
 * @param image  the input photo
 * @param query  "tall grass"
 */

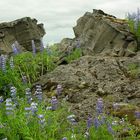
xmin=126 ymin=8 xmax=140 ymax=38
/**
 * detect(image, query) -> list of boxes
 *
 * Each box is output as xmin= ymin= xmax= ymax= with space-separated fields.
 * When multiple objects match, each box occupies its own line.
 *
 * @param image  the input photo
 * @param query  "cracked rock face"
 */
xmin=58 ymin=9 xmax=138 ymax=57
xmin=0 ymin=17 xmax=45 ymax=54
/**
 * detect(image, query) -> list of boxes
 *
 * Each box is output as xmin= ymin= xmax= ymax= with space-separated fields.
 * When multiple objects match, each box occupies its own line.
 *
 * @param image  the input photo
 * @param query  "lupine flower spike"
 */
xmin=67 ymin=114 xmax=77 ymax=125
xmin=62 ymin=137 xmax=67 ymax=140
xmin=56 ymin=84 xmax=62 ymax=96
xmin=93 ymin=117 xmax=100 ymax=129
xmin=38 ymin=114 xmax=46 ymax=128
xmin=30 ymin=102 xmax=38 ymax=115
xmin=31 ymin=40 xmax=36 ymax=56
xmin=1 ymin=55 xmax=6 ymax=73
xmin=22 ymin=75 xmax=27 ymax=84
xmin=25 ymin=88 xmax=32 ymax=104
xmin=10 ymin=86 xmax=18 ymax=106
xmin=5 ymin=98 xmax=14 ymax=115
xmin=0 ymin=96 xmax=4 ymax=103
xmin=87 ymin=115 xmax=93 ymax=129
xmin=35 ymin=85 xmax=43 ymax=102
xmin=24 ymin=107 xmax=31 ymax=118
xmin=9 ymin=56 xmax=14 ymax=69
xmin=11 ymin=42 xmax=19 ymax=55
xmin=135 ymin=111 xmax=140 ymax=119
xmin=51 ymin=96 xmax=58 ymax=110
xmin=40 ymin=38 xmax=44 ymax=52
xmin=96 ymin=98 xmax=104 ymax=115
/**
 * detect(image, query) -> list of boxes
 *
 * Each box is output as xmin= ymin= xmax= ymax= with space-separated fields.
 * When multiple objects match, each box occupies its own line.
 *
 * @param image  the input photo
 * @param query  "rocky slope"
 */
xmin=34 ymin=10 xmax=140 ymax=123
xmin=0 ymin=17 xmax=45 ymax=54
xmin=35 ymin=53 xmax=140 ymax=119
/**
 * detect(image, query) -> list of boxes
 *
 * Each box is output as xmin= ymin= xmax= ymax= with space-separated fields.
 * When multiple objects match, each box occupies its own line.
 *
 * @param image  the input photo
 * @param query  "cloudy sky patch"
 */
xmin=0 ymin=0 xmax=139 ymax=44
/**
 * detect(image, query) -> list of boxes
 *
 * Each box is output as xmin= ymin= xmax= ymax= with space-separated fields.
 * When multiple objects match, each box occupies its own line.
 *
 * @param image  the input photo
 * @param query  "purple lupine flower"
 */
xmin=40 ymin=38 xmax=44 ymax=52
xmin=35 ymin=85 xmax=43 ymax=102
xmin=30 ymin=102 xmax=38 ymax=115
xmin=87 ymin=116 xmax=93 ymax=129
xmin=5 ymin=98 xmax=14 ymax=115
xmin=38 ymin=114 xmax=46 ymax=128
xmin=0 ymin=55 xmax=2 ymax=69
xmin=56 ymin=84 xmax=62 ymax=96
xmin=22 ymin=75 xmax=27 ymax=84
xmin=62 ymin=137 xmax=67 ymax=140
xmin=25 ymin=88 xmax=32 ymax=104
xmin=134 ymin=111 xmax=140 ymax=119
xmin=9 ymin=56 xmax=14 ymax=69
xmin=67 ymin=114 xmax=77 ymax=125
xmin=1 ymin=55 xmax=6 ymax=73
xmin=51 ymin=96 xmax=58 ymax=110
xmin=0 ymin=96 xmax=4 ymax=103
xmin=10 ymin=86 xmax=16 ymax=98
xmin=31 ymin=40 xmax=36 ymax=56
xmin=25 ymin=107 xmax=31 ymax=111
xmin=14 ymin=41 xmax=21 ymax=53
xmin=100 ymin=115 xmax=106 ymax=125
xmin=10 ymin=86 xmax=18 ymax=106
xmin=24 ymin=107 xmax=31 ymax=118
xmin=11 ymin=42 xmax=19 ymax=55
xmin=96 ymin=98 xmax=104 ymax=115
xmin=93 ymin=117 xmax=100 ymax=129
xmin=107 ymin=124 xmax=114 ymax=135
xmin=38 ymin=114 xmax=44 ymax=119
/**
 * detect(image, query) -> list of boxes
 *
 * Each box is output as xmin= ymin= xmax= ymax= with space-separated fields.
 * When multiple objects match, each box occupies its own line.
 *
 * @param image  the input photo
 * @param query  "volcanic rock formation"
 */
xmin=34 ymin=10 xmax=140 ymax=121
xmin=57 ymin=9 xmax=139 ymax=60
xmin=0 ymin=17 xmax=45 ymax=54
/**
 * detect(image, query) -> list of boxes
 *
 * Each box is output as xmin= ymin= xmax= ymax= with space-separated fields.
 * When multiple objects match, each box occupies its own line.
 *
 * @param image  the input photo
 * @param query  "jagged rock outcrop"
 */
xmin=58 ymin=9 xmax=138 ymax=58
xmin=0 ymin=17 xmax=45 ymax=54
xmin=34 ymin=52 xmax=140 ymax=119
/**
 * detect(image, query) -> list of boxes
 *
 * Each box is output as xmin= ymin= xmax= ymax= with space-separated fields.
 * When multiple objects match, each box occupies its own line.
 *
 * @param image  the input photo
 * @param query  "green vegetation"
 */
xmin=0 ymin=45 xmax=139 ymax=140
xmin=126 ymin=8 xmax=140 ymax=38
xmin=65 ymin=48 xmax=82 ymax=63
xmin=128 ymin=63 xmax=140 ymax=78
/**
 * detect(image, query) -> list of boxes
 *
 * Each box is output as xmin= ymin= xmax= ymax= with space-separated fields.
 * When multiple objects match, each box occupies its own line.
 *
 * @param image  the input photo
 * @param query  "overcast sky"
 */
xmin=0 ymin=0 xmax=139 ymax=45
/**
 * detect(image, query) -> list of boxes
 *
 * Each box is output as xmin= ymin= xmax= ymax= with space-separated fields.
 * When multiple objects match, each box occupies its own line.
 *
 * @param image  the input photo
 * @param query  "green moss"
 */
xmin=127 ymin=63 xmax=140 ymax=78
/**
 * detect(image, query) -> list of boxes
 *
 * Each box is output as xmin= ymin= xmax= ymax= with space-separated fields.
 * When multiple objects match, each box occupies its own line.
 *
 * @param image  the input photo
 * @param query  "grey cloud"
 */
xmin=0 ymin=0 xmax=139 ymax=44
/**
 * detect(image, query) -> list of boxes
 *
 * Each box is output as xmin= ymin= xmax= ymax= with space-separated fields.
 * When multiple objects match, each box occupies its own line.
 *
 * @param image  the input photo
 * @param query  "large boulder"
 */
xmin=0 ymin=17 xmax=45 ymax=54
xmin=58 ymin=9 xmax=138 ymax=57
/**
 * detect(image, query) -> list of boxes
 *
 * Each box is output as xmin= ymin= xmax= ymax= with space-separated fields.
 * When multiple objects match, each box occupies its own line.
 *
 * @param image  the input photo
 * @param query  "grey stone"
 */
xmin=57 ymin=9 xmax=138 ymax=59
xmin=0 ymin=17 xmax=45 ymax=54
xmin=34 ymin=53 xmax=140 ymax=119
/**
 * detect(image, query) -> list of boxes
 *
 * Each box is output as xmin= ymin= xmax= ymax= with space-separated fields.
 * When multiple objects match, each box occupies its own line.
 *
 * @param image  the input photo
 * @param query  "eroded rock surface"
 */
xmin=32 ymin=9 xmax=140 ymax=124
xmin=35 ymin=52 xmax=140 ymax=119
xmin=57 ymin=9 xmax=138 ymax=58
xmin=0 ymin=17 xmax=45 ymax=54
